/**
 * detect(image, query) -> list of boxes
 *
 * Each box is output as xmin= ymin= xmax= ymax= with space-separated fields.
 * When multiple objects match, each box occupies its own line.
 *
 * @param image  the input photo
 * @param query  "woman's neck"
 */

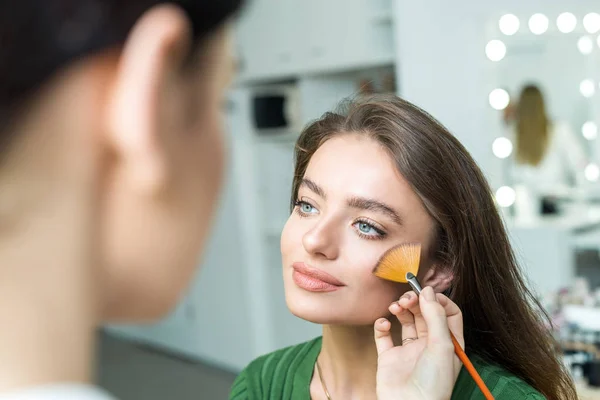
xmin=0 ymin=116 xmax=100 ymax=392
xmin=317 ymin=321 xmax=402 ymax=399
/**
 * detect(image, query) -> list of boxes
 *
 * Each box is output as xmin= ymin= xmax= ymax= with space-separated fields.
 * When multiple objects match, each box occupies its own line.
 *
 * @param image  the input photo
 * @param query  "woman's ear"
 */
xmin=105 ymin=3 xmax=192 ymax=193
xmin=420 ymin=264 xmax=454 ymax=293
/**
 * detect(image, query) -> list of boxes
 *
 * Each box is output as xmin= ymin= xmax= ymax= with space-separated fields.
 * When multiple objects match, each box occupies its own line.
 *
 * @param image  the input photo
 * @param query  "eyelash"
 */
xmin=293 ymin=199 xmax=387 ymax=240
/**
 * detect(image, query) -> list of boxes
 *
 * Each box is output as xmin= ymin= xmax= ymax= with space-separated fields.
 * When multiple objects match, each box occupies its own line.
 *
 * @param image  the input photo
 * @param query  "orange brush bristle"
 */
xmin=372 ymin=243 xmax=421 ymax=283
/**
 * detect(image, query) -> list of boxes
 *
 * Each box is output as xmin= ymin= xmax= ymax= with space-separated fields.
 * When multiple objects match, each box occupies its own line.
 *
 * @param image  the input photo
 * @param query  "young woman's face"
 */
xmin=281 ymin=134 xmax=436 ymax=325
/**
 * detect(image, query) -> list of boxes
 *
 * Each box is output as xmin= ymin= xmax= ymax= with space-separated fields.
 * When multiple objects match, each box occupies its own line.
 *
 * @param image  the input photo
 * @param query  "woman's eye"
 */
xmin=294 ymin=200 xmax=318 ymax=216
xmin=301 ymin=203 xmax=315 ymax=213
xmin=357 ymin=222 xmax=377 ymax=235
xmin=353 ymin=220 xmax=386 ymax=239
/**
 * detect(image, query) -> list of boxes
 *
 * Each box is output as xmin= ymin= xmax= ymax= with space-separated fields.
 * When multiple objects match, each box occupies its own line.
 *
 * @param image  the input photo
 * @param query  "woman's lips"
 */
xmin=291 ymin=262 xmax=345 ymax=292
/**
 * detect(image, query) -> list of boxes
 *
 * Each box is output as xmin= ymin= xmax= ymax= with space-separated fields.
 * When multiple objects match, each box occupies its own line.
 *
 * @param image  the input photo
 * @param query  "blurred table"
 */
xmin=503 ymin=204 xmax=600 ymax=297
xmin=577 ymin=383 xmax=600 ymax=399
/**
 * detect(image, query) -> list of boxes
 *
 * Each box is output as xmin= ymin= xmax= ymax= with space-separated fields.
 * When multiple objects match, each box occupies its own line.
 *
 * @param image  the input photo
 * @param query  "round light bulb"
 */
xmin=499 ymin=14 xmax=520 ymax=36
xmin=557 ymin=12 xmax=577 ymax=33
xmin=578 ymin=36 xmax=594 ymax=54
xmin=583 ymin=12 xmax=600 ymax=34
xmin=485 ymin=40 xmax=507 ymax=61
xmin=496 ymin=186 xmax=516 ymax=208
xmin=580 ymin=79 xmax=596 ymax=97
xmin=492 ymin=137 xmax=513 ymax=159
xmin=585 ymin=163 xmax=600 ymax=182
xmin=489 ymin=88 xmax=510 ymax=110
xmin=582 ymin=121 xmax=598 ymax=140
xmin=529 ymin=13 xmax=549 ymax=35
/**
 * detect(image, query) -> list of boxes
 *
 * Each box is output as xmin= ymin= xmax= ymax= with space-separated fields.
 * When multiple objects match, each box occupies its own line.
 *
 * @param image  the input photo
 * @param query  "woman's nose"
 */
xmin=302 ymin=220 xmax=340 ymax=260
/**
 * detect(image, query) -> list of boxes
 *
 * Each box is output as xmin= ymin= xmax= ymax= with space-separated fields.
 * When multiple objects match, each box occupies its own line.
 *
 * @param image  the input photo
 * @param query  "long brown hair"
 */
xmin=290 ymin=94 xmax=576 ymax=399
xmin=516 ymin=85 xmax=550 ymax=166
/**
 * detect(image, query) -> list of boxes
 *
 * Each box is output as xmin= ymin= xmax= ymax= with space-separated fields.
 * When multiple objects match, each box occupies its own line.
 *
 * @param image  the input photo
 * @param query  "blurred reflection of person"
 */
xmin=509 ymin=84 xmax=587 ymax=200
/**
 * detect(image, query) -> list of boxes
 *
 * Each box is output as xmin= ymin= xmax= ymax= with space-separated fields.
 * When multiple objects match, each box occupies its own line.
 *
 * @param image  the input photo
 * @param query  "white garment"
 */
xmin=508 ymin=121 xmax=588 ymax=196
xmin=0 ymin=384 xmax=115 ymax=400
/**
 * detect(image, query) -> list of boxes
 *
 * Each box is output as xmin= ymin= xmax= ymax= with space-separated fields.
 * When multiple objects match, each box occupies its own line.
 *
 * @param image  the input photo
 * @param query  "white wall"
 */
xmin=393 ymin=0 xmax=600 ymax=187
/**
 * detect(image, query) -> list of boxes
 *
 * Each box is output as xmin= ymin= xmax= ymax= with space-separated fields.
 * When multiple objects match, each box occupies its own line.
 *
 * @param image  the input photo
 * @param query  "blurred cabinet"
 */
xmin=235 ymin=0 xmax=297 ymax=79
xmin=235 ymin=0 xmax=395 ymax=81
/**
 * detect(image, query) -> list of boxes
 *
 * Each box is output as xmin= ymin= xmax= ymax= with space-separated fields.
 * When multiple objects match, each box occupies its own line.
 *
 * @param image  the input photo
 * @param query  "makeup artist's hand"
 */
xmin=374 ymin=286 xmax=464 ymax=400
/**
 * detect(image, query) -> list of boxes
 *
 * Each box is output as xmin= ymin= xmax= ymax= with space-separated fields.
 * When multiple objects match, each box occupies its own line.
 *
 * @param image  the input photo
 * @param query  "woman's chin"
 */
xmin=288 ymin=306 xmax=334 ymax=324
xmin=284 ymin=291 xmax=340 ymax=324
xmin=284 ymin=293 xmax=382 ymax=326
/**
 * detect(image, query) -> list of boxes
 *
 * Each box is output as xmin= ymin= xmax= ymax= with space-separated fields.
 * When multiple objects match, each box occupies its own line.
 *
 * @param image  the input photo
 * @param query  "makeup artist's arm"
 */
xmin=374 ymin=287 xmax=463 ymax=400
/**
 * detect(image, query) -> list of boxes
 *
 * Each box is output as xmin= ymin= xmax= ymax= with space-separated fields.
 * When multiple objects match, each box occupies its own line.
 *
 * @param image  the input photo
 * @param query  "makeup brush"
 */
xmin=373 ymin=244 xmax=495 ymax=400
xmin=372 ymin=243 xmax=422 ymax=283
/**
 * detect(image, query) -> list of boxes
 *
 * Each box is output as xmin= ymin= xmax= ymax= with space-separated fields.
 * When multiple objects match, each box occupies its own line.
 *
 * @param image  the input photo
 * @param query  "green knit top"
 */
xmin=230 ymin=337 xmax=545 ymax=399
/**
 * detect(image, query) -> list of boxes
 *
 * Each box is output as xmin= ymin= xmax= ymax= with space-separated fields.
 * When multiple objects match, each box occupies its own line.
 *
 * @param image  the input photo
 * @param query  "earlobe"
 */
xmin=421 ymin=264 xmax=454 ymax=293
xmin=104 ymin=4 xmax=193 ymax=192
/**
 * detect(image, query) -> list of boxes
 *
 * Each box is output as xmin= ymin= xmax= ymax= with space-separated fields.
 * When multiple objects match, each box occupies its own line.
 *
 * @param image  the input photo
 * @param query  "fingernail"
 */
xmin=422 ymin=287 xmax=435 ymax=301
xmin=401 ymin=292 xmax=411 ymax=300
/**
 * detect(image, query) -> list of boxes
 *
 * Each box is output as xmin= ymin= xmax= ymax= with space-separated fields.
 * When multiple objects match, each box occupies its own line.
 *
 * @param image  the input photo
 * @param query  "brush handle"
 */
xmin=450 ymin=332 xmax=495 ymax=400
xmin=408 ymin=277 xmax=494 ymax=398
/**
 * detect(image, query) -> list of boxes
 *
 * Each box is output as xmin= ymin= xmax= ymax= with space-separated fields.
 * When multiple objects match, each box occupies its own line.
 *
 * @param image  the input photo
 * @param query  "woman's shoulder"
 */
xmin=452 ymin=354 xmax=545 ymax=399
xmin=229 ymin=337 xmax=322 ymax=400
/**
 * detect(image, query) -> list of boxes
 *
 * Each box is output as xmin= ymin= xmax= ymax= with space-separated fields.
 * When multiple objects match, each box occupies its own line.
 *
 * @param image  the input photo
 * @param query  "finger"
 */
xmin=436 ymin=294 xmax=464 ymax=374
xmin=389 ymin=301 xmax=417 ymax=341
xmin=419 ymin=287 xmax=454 ymax=356
xmin=398 ymin=291 xmax=427 ymax=337
xmin=396 ymin=291 xmax=418 ymax=313
xmin=436 ymin=293 xmax=464 ymax=349
xmin=374 ymin=318 xmax=394 ymax=355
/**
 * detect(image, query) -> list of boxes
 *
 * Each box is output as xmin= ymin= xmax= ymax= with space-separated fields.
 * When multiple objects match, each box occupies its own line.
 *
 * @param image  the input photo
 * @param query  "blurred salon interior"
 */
xmin=97 ymin=1 xmax=600 ymax=398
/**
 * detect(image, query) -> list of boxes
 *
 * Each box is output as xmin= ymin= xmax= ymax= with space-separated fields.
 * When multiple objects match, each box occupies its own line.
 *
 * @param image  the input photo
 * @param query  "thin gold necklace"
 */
xmin=316 ymin=360 xmax=332 ymax=400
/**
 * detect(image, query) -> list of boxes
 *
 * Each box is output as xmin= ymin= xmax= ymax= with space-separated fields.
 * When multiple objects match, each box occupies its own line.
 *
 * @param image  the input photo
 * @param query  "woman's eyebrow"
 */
xmin=300 ymin=178 xmax=326 ymax=199
xmin=347 ymin=196 xmax=403 ymax=225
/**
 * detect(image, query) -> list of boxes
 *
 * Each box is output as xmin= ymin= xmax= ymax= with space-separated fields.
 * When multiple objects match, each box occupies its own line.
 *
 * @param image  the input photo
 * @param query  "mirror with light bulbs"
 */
xmin=485 ymin=11 xmax=600 ymax=214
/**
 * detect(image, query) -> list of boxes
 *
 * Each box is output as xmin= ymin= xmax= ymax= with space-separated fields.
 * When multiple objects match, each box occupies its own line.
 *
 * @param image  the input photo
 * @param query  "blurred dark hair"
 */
xmin=0 ymin=0 xmax=244 ymax=146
